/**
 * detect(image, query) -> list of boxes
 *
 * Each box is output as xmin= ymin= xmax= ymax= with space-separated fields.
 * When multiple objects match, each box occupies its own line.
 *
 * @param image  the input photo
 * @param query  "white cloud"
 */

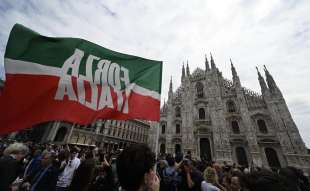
xmin=0 ymin=0 xmax=309 ymax=147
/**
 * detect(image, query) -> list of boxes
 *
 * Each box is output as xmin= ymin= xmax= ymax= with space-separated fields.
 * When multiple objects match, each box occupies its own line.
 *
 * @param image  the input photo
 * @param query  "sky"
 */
xmin=0 ymin=0 xmax=309 ymax=147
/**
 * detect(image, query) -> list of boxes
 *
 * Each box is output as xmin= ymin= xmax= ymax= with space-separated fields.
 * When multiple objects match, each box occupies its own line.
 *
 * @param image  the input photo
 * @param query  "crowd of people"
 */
xmin=0 ymin=138 xmax=309 ymax=191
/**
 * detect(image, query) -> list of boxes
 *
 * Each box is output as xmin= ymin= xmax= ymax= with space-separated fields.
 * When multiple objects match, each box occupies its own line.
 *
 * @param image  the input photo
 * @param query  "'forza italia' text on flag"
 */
xmin=0 ymin=24 xmax=162 ymax=134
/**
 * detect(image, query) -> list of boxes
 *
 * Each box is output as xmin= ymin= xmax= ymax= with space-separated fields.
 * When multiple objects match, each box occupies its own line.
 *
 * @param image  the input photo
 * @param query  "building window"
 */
xmin=257 ymin=119 xmax=268 ymax=134
xmin=175 ymin=106 xmax=181 ymax=117
xmin=196 ymin=82 xmax=204 ymax=98
xmin=54 ymin=127 xmax=67 ymax=142
xmin=176 ymin=124 xmax=181 ymax=134
xmin=199 ymin=108 xmax=206 ymax=119
xmin=162 ymin=125 xmax=166 ymax=134
xmin=231 ymin=121 xmax=240 ymax=134
xmin=160 ymin=144 xmax=166 ymax=154
xmin=227 ymin=100 xmax=236 ymax=113
xmin=236 ymin=147 xmax=248 ymax=166
xmin=265 ymin=147 xmax=281 ymax=168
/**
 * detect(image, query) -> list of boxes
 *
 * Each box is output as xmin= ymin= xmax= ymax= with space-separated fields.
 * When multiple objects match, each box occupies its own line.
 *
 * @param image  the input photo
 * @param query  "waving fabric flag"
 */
xmin=0 ymin=24 xmax=162 ymax=134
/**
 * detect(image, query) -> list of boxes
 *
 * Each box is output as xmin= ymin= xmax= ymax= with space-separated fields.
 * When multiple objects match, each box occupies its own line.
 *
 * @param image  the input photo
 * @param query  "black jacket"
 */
xmin=29 ymin=165 xmax=59 ymax=191
xmin=0 ymin=155 xmax=21 ymax=191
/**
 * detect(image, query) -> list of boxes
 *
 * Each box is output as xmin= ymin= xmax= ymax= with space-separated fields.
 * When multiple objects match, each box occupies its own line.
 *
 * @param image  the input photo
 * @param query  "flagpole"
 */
xmin=155 ymin=122 xmax=160 ymax=159
xmin=154 ymin=122 xmax=160 ymax=172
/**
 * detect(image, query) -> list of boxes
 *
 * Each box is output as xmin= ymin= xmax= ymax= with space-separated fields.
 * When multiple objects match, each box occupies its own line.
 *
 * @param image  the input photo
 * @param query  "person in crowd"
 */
xmin=243 ymin=169 xmax=293 ymax=191
xmin=0 ymin=142 xmax=29 ymax=191
xmin=230 ymin=176 xmax=242 ymax=191
xmin=69 ymin=150 xmax=96 ymax=191
xmin=116 ymin=144 xmax=160 ymax=191
xmin=56 ymin=148 xmax=81 ymax=191
xmin=90 ymin=156 xmax=115 ymax=191
xmin=222 ymin=174 xmax=231 ymax=191
xmin=23 ymin=149 xmax=42 ymax=179
xmin=202 ymin=166 xmax=225 ymax=191
xmin=161 ymin=155 xmax=178 ymax=191
xmin=278 ymin=166 xmax=310 ymax=191
xmin=213 ymin=163 xmax=224 ymax=184
xmin=157 ymin=159 xmax=168 ymax=188
xmin=21 ymin=150 xmax=59 ymax=191
xmin=177 ymin=159 xmax=204 ymax=191
xmin=55 ymin=149 xmax=70 ymax=172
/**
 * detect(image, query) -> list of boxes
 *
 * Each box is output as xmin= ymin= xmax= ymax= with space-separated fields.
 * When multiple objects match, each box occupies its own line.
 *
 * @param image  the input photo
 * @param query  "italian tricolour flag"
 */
xmin=0 ymin=24 xmax=162 ymax=134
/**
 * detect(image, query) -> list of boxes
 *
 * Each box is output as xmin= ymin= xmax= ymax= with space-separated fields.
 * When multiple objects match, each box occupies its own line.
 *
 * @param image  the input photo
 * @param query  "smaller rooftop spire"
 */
xmin=263 ymin=65 xmax=278 ymax=92
xmin=169 ymin=76 xmax=173 ymax=93
xmin=182 ymin=62 xmax=185 ymax=79
xmin=230 ymin=58 xmax=238 ymax=78
xmin=205 ymin=54 xmax=210 ymax=71
xmin=210 ymin=52 xmax=216 ymax=69
xmin=186 ymin=60 xmax=190 ymax=76
xmin=256 ymin=66 xmax=268 ymax=93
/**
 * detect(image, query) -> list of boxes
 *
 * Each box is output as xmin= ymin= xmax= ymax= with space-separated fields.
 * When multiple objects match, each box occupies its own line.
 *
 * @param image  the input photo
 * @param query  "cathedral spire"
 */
xmin=230 ymin=59 xmax=238 ymax=78
xmin=182 ymin=62 xmax=185 ymax=79
xmin=205 ymin=54 xmax=210 ymax=71
xmin=168 ymin=76 xmax=173 ymax=101
xmin=210 ymin=53 xmax=216 ymax=69
xmin=230 ymin=59 xmax=241 ymax=86
xmin=186 ymin=60 xmax=190 ymax=76
xmin=256 ymin=66 xmax=268 ymax=94
xmin=169 ymin=76 xmax=173 ymax=93
xmin=263 ymin=65 xmax=281 ymax=94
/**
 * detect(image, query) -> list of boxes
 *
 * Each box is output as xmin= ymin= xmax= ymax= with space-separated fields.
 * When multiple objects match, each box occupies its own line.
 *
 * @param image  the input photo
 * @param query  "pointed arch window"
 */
xmin=199 ymin=108 xmax=206 ymax=120
xmin=257 ymin=119 xmax=268 ymax=134
xmin=161 ymin=124 xmax=166 ymax=134
xmin=160 ymin=144 xmax=166 ymax=154
xmin=236 ymin=147 xmax=248 ymax=166
xmin=176 ymin=124 xmax=181 ymax=134
xmin=175 ymin=106 xmax=181 ymax=117
xmin=227 ymin=100 xmax=236 ymax=113
xmin=231 ymin=121 xmax=240 ymax=134
xmin=196 ymin=82 xmax=204 ymax=98
xmin=265 ymin=147 xmax=281 ymax=168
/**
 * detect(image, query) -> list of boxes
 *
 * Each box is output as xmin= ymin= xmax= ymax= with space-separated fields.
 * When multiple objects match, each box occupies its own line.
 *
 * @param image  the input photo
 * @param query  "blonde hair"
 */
xmin=3 ymin=143 xmax=29 ymax=156
xmin=203 ymin=167 xmax=218 ymax=184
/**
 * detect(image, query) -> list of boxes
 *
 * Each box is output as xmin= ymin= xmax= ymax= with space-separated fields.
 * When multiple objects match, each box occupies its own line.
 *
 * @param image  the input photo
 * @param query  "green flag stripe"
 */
xmin=5 ymin=24 xmax=162 ymax=93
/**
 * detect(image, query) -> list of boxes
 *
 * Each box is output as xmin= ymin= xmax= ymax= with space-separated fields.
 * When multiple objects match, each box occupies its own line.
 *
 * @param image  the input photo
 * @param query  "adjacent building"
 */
xmin=7 ymin=119 xmax=150 ymax=151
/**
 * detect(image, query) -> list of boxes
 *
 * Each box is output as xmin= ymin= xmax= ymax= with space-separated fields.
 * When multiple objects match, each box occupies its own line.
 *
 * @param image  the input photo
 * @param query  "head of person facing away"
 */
xmin=3 ymin=142 xmax=29 ymax=161
xmin=40 ymin=150 xmax=55 ymax=167
xmin=116 ymin=144 xmax=156 ymax=191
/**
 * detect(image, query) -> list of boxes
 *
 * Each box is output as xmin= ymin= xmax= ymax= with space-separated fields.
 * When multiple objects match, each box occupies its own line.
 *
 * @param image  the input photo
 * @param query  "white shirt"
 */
xmin=56 ymin=157 xmax=80 ymax=188
xmin=201 ymin=181 xmax=220 ymax=191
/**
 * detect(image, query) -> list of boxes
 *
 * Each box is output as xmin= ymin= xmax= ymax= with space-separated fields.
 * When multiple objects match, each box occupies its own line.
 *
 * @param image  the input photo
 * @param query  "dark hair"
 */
xmin=116 ymin=144 xmax=155 ymax=191
xmin=279 ymin=167 xmax=310 ymax=191
xmin=166 ymin=155 xmax=175 ymax=167
xmin=243 ymin=169 xmax=295 ymax=191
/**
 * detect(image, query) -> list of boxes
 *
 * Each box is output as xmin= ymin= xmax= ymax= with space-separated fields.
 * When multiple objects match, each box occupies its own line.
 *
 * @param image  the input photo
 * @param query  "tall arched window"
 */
xmin=257 ymin=119 xmax=268 ymax=134
xmin=175 ymin=107 xmax=181 ymax=117
xmin=176 ymin=124 xmax=181 ymax=134
xmin=160 ymin=144 xmax=166 ymax=154
xmin=161 ymin=124 xmax=166 ymax=134
xmin=265 ymin=147 xmax=281 ymax=169
xmin=236 ymin=147 xmax=248 ymax=166
xmin=231 ymin=121 xmax=240 ymax=134
xmin=196 ymin=82 xmax=204 ymax=98
xmin=227 ymin=101 xmax=236 ymax=113
xmin=54 ymin=127 xmax=67 ymax=142
xmin=199 ymin=108 xmax=206 ymax=119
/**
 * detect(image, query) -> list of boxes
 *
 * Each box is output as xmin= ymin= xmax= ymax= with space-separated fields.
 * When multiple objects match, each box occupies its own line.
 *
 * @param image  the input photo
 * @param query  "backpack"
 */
xmin=162 ymin=168 xmax=178 ymax=191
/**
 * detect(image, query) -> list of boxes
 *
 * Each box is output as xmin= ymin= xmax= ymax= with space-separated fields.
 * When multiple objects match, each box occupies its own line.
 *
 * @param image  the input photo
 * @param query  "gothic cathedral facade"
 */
xmin=159 ymin=55 xmax=310 ymax=172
